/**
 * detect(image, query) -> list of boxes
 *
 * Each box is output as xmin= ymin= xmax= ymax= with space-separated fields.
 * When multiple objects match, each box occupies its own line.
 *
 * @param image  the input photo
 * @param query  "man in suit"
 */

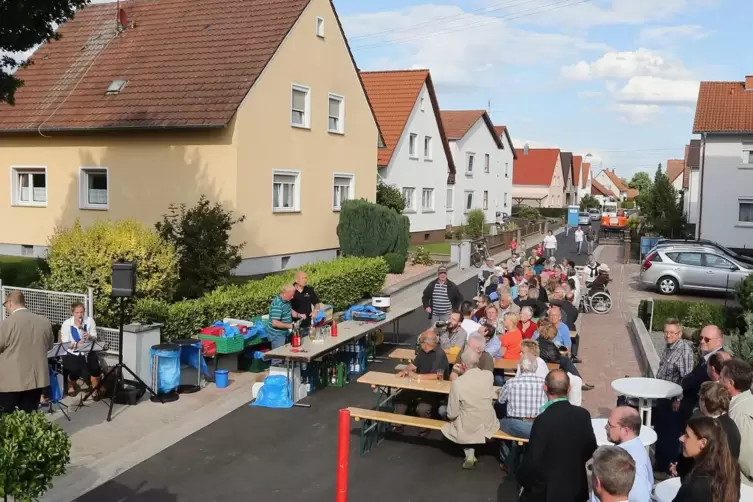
xmin=518 ymin=369 xmax=597 ymax=502
xmin=0 ymin=291 xmax=55 ymax=413
xmin=676 ymin=325 xmax=725 ymax=421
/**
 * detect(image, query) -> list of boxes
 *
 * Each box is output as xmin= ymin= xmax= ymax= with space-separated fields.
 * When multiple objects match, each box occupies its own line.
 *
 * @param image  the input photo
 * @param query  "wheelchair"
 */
xmin=581 ymin=284 xmax=613 ymax=314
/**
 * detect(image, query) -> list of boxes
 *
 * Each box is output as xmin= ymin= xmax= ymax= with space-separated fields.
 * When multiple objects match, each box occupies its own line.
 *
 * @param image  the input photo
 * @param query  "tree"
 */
xmin=337 ymin=199 xmax=409 ymax=257
xmin=156 ymin=196 xmax=246 ymax=300
xmin=1 ymin=0 xmax=89 ymax=105
xmin=579 ymin=194 xmax=599 ymax=210
xmin=376 ymin=179 xmax=405 ymax=213
xmin=643 ymin=163 xmax=687 ymax=238
xmin=628 ymin=171 xmax=652 ymax=193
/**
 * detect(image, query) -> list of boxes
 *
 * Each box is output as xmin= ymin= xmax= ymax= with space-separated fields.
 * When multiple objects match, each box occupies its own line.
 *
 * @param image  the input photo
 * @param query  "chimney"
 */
xmin=523 ymin=143 xmax=529 ymax=155
xmin=746 ymin=75 xmax=753 ymax=91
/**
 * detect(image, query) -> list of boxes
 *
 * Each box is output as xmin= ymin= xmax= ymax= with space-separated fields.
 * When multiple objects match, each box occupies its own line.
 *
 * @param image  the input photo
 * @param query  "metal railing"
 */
xmin=97 ymin=326 xmax=120 ymax=355
xmin=0 ymin=281 xmax=93 ymax=327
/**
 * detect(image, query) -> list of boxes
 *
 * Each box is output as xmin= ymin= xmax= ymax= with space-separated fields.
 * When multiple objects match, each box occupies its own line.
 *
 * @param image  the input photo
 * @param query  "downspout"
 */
xmin=697 ymin=133 xmax=707 ymax=239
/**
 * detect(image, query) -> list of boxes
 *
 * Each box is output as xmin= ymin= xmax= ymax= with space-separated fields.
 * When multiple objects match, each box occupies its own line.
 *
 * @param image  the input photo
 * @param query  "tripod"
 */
xmin=77 ymin=297 xmax=162 ymax=421
xmin=46 ymin=362 xmax=70 ymax=421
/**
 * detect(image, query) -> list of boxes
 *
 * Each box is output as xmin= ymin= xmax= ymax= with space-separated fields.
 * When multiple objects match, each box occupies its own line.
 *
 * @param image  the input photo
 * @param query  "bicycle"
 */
xmin=470 ymin=239 xmax=489 ymax=268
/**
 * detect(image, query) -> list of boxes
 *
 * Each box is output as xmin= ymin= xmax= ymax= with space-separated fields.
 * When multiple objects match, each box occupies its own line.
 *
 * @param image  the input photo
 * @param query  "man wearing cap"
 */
xmin=422 ymin=266 xmax=463 ymax=325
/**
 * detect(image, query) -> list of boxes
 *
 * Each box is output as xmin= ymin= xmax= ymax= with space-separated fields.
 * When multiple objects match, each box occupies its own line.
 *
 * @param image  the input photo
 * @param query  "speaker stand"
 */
xmin=76 ymin=297 xmax=163 ymax=421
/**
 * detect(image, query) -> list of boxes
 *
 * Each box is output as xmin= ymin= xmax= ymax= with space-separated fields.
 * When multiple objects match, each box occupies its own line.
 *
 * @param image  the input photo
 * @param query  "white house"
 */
xmin=578 ymin=161 xmax=592 ymax=202
xmin=441 ymin=110 xmax=512 ymax=227
xmin=666 ymin=158 xmax=685 ymax=197
xmin=591 ymin=179 xmax=618 ymax=206
xmin=594 ymin=169 xmax=628 ymax=201
xmin=361 ymin=70 xmax=455 ymax=244
xmin=512 ymin=148 xmax=564 ymax=208
xmin=682 ymin=140 xmax=701 ymax=235
xmin=560 ymin=152 xmax=577 ymax=206
xmin=693 ymin=77 xmax=753 ymax=252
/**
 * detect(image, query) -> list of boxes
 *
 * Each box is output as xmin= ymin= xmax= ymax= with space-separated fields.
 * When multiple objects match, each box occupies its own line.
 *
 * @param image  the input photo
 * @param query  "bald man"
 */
xmin=590 ymin=407 xmax=653 ymax=502
xmin=707 ymin=350 xmax=732 ymax=381
xmin=290 ymin=271 xmax=322 ymax=338
xmin=677 ymin=325 xmax=726 ymax=418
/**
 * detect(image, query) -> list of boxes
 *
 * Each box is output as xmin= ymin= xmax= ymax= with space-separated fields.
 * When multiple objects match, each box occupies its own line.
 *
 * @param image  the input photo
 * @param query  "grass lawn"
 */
xmin=409 ymin=241 xmax=454 ymax=255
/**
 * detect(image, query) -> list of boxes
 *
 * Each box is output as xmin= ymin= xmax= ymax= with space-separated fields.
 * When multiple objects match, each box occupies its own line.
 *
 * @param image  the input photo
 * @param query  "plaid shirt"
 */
xmin=498 ymin=373 xmax=547 ymax=419
xmin=656 ymin=339 xmax=695 ymax=384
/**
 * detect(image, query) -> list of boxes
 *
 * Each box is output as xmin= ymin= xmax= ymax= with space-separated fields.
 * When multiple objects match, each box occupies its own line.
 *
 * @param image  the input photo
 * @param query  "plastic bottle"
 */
xmin=331 ymin=322 xmax=338 ymax=337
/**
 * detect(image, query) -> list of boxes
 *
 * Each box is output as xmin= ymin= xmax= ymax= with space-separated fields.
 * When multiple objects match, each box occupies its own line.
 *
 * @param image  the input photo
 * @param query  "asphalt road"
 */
xmin=75 ymin=226 xmax=596 ymax=502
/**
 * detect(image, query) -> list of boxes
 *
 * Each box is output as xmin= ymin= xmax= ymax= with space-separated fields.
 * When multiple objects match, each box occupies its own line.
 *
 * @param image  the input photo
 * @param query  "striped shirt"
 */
xmin=266 ymin=294 xmax=292 ymax=338
xmin=431 ymin=283 xmax=452 ymax=316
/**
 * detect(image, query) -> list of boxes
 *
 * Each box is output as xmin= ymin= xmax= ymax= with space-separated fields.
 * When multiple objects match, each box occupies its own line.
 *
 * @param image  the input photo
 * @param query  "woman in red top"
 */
xmin=517 ymin=306 xmax=538 ymax=339
xmin=500 ymin=312 xmax=523 ymax=360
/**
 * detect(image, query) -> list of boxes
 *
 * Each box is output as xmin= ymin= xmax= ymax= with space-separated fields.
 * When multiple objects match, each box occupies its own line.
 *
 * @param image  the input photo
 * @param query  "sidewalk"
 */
xmin=579 ymin=244 xmax=643 ymax=417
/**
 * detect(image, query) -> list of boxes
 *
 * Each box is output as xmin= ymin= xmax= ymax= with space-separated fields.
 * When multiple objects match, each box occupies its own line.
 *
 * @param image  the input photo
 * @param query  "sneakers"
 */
xmin=462 ymin=457 xmax=477 ymax=469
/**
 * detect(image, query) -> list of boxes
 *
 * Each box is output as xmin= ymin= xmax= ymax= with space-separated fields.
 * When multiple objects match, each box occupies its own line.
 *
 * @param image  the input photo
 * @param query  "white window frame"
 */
xmin=408 ymin=133 xmax=418 ymax=159
xmin=464 ymin=190 xmax=473 ymax=212
xmin=272 ymin=169 xmax=301 ymax=213
xmin=504 ymin=192 xmax=508 ymax=207
xmin=420 ymin=97 xmax=425 ymax=112
xmin=78 ymin=166 xmax=109 ymax=210
xmin=421 ymin=188 xmax=434 ymax=212
xmin=333 ymin=172 xmax=355 ymax=211
xmin=739 ymin=198 xmax=753 ymax=225
xmin=446 ymin=186 xmax=454 ymax=211
xmin=424 ymin=136 xmax=432 ymax=160
xmin=402 ymin=187 xmax=416 ymax=212
xmin=291 ymin=83 xmax=311 ymax=129
xmin=316 ymin=16 xmax=325 ymax=38
xmin=484 ymin=154 xmax=490 ymax=173
xmin=327 ymin=93 xmax=345 ymax=134
xmin=483 ymin=190 xmax=489 ymax=210
xmin=10 ymin=166 xmax=47 ymax=207
xmin=466 ymin=152 xmax=475 ymax=175
xmin=505 ymin=162 xmax=509 ymax=178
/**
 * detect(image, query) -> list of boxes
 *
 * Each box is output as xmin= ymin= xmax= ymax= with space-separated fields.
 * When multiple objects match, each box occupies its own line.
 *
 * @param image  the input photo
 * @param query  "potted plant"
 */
xmin=0 ymin=411 xmax=71 ymax=502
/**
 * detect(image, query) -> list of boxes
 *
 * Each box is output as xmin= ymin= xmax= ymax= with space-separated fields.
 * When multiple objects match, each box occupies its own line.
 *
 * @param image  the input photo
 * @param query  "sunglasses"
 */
xmin=701 ymin=337 xmax=718 ymax=343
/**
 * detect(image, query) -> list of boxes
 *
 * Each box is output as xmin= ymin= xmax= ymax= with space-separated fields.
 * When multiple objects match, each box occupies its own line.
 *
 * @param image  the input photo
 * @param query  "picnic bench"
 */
xmin=388 ymin=347 xmax=559 ymax=372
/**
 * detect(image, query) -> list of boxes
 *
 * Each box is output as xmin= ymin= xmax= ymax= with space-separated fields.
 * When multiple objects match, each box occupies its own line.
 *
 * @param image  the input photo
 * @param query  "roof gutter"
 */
xmin=0 ymin=123 xmax=227 ymax=135
xmin=697 ymin=133 xmax=707 ymax=239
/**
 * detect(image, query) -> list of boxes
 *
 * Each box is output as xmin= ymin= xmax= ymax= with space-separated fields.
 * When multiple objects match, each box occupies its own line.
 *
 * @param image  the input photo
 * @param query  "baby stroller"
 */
xmin=581 ymin=265 xmax=613 ymax=314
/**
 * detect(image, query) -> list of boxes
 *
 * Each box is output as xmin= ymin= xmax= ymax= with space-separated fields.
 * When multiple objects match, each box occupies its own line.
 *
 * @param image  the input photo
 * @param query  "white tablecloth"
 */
xmin=591 ymin=418 xmax=657 ymax=447
xmin=611 ymin=377 xmax=682 ymax=400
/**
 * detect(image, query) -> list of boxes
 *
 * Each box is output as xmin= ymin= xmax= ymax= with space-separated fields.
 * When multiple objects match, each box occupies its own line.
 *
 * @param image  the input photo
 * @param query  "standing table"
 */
xmin=611 ymin=377 xmax=682 ymax=427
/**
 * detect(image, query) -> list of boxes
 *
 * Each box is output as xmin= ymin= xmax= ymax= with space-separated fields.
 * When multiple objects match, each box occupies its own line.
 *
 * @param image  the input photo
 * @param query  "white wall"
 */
xmin=550 ymin=155 xmax=564 ymax=207
xmin=594 ymin=171 xmax=624 ymax=200
xmin=446 ymin=118 xmax=513 ymax=226
xmin=578 ymin=169 xmax=591 ymax=202
xmin=379 ymin=83 xmax=450 ymax=232
xmin=698 ymin=135 xmax=753 ymax=249
xmin=684 ymin=168 xmax=700 ymax=235
xmin=512 ymin=185 xmax=550 ymax=206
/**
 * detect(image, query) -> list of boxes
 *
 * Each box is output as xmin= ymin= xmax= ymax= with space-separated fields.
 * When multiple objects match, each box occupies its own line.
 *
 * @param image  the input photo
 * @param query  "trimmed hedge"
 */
xmin=133 ymin=257 xmax=388 ymax=341
xmin=383 ymin=253 xmax=407 ymax=274
xmin=512 ymin=205 xmax=567 ymax=218
xmin=0 ymin=257 xmax=42 ymax=287
xmin=638 ymin=299 xmax=742 ymax=334
xmin=337 ymin=199 xmax=410 ymax=257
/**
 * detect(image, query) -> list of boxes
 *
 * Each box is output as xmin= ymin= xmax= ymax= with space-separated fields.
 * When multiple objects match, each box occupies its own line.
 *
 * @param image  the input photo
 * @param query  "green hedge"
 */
xmin=512 ymin=205 xmax=567 ymax=218
xmin=337 ymin=199 xmax=409 ymax=257
xmin=133 ymin=257 xmax=388 ymax=341
xmin=638 ymin=299 xmax=742 ymax=334
xmin=0 ymin=257 xmax=42 ymax=287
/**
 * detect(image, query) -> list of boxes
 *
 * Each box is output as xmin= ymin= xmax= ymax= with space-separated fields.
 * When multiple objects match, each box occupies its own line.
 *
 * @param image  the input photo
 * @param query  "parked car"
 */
xmin=577 ymin=212 xmax=591 ymax=226
xmin=655 ymin=238 xmax=753 ymax=267
xmin=639 ymin=244 xmax=753 ymax=295
xmin=588 ymin=208 xmax=601 ymax=221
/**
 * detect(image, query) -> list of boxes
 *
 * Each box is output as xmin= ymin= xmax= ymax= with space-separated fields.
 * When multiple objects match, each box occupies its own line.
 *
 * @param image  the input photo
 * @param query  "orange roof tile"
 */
xmin=627 ymin=188 xmax=639 ymax=201
xmin=513 ymin=148 xmax=560 ymax=185
xmin=694 ymin=80 xmax=753 ymax=133
xmin=602 ymin=169 xmax=629 ymax=192
xmin=572 ymin=155 xmax=582 ymax=185
xmin=360 ymin=70 xmax=455 ymax=179
xmin=493 ymin=124 xmax=517 ymax=159
xmin=0 ymin=0 xmax=383 ymax=140
xmin=592 ymin=179 xmax=617 ymax=199
xmin=581 ymin=162 xmax=590 ymax=188
xmin=494 ymin=125 xmax=506 ymax=136
xmin=440 ymin=110 xmax=504 ymax=149
xmin=666 ymin=159 xmax=685 ymax=184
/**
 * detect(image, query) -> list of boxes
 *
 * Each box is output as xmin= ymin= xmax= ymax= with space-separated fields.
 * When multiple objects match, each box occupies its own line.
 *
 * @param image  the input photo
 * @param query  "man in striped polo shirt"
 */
xmin=265 ymin=285 xmax=303 ymax=351
xmin=421 ymin=266 xmax=463 ymax=326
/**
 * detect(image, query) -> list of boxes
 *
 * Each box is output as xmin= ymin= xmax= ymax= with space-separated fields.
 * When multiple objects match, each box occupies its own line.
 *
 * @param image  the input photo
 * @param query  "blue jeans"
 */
xmin=499 ymin=417 xmax=534 ymax=462
xmin=545 ymin=248 xmax=555 ymax=259
xmin=267 ymin=331 xmax=287 ymax=365
xmin=576 ymin=241 xmax=583 ymax=254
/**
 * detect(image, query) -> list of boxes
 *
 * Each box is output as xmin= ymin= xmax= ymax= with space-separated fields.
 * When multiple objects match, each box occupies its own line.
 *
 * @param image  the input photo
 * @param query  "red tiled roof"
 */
xmin=493 ymin=124 xmax=518 ymax=159
xmin=626 ymin=188 xmax=639 ymax=201
xmin=440 ymin=110 xmax=504 ymax=149
xmin=572 ymin=155 xmax=582 ymax=185
xmin=581 ymin=162 xmax=590 ymax=188
xmin=494 ymin=125 xmax=505 ymax=136
xmin=360 ymin=70 xmax=455 ymax=179
xmin=513 ymin=148 xmax=560 ymax=185
xmin=592 ymin=179 xmax=617 ymax=199
xmin=666 ymin=159 xmax=684 ymax=184
xmin=602 ymin=169 xmax=628 ymax=192
xmin=693 ymin=80 xmax=753 ymax=133
xmin=0 ymin=0 xmax=383 ymax=138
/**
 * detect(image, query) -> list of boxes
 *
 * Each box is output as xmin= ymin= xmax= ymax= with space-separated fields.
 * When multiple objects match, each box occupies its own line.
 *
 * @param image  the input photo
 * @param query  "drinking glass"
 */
xmin=436 ymin=369 xmax=444 ymax=384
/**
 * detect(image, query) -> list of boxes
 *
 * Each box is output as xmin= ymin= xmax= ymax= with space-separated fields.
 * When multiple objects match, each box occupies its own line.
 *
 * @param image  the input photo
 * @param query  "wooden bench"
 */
xmin=347 ymin=406 xmax=528 ymax=456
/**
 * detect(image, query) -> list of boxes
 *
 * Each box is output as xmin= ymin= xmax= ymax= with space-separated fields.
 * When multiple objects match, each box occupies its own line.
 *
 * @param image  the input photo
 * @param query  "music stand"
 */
xmin=77 ymin=297 xmax=162 ymax=421
xmin=46 ymin=344 xmax=71 ymax=421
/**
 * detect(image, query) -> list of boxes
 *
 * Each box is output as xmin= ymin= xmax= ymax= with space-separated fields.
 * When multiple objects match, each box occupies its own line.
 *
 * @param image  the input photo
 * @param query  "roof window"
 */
xmin=105 ymin=80 xmax=128 ymax=95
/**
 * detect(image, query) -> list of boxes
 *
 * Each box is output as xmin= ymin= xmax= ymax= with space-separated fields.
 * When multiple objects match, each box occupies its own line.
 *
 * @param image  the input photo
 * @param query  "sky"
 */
xmin=4 ymin=0 xmax=750 ymax=181
xmin=335 ymin=0 xmax=750 ymax=180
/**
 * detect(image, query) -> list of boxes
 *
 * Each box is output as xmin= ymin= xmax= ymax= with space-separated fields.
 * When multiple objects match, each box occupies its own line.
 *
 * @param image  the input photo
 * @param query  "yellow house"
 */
xmin=0 ymin=0 xmax=381 ymax=275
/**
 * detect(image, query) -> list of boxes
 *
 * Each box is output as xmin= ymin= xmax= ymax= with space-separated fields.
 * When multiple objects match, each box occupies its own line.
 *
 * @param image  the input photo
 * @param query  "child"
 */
xmin=510 ymin=238 xmax=518 ymax=253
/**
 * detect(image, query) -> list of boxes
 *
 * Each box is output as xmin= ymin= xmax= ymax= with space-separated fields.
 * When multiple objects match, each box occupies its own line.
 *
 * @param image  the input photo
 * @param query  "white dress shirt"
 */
xmin=589 ymin=436 xmax=653 ymax=502
xmin=60 ymin=316 xmax=97 ymax=355
xmin=461 ymin=318 xmax=481 ymax=340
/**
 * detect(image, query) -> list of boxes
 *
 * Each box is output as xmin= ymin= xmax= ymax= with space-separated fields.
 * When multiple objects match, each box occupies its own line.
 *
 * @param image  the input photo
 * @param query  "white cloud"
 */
xmin=637 ymin=24 xmax=709 ymax=44
xmin=610 ymin=103 xmax=663 ymax=124
xmin=560 ymin=48 xmax=691 ymax=81
xmin=343 ymin=5 xmax=610 ymax=90
xmin=613 ymin=76 xmax=700 ymax=106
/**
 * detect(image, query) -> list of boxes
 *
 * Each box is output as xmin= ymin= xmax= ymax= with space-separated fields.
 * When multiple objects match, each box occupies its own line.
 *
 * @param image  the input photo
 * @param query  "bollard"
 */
xmin=336 ymin=408 xmax=350 ymax=502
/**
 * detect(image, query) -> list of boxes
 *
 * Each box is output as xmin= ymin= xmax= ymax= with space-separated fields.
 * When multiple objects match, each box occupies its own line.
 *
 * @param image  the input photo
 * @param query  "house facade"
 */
xmin=578 ymin=161 xmax=592 ymax=202
xmin=572 ymin=155 xmax=583 ymax=206
xmin=682 ymin=140 xmax=702 ymax=235
xmin=441 ymin=111 xmax=511 ymax=227
xmin=594 ymin=169 xmax=628 ymax=201
xmin=361 ymin=70 xmax=454 ymax=244
xmin=0 ymin=0 xmax=381 ymax=275
xmin=512 ymin=148 xmax=564 ymax=208
xmin=666 ymin=159 xmax=685 ymax=196
xmin=560 ymin=152 xmax=577 ymax=206
xmin=693 ymin=76 xmax=753 ymax=251
xmin=591 ymin=179 xmax=618 ymax=206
